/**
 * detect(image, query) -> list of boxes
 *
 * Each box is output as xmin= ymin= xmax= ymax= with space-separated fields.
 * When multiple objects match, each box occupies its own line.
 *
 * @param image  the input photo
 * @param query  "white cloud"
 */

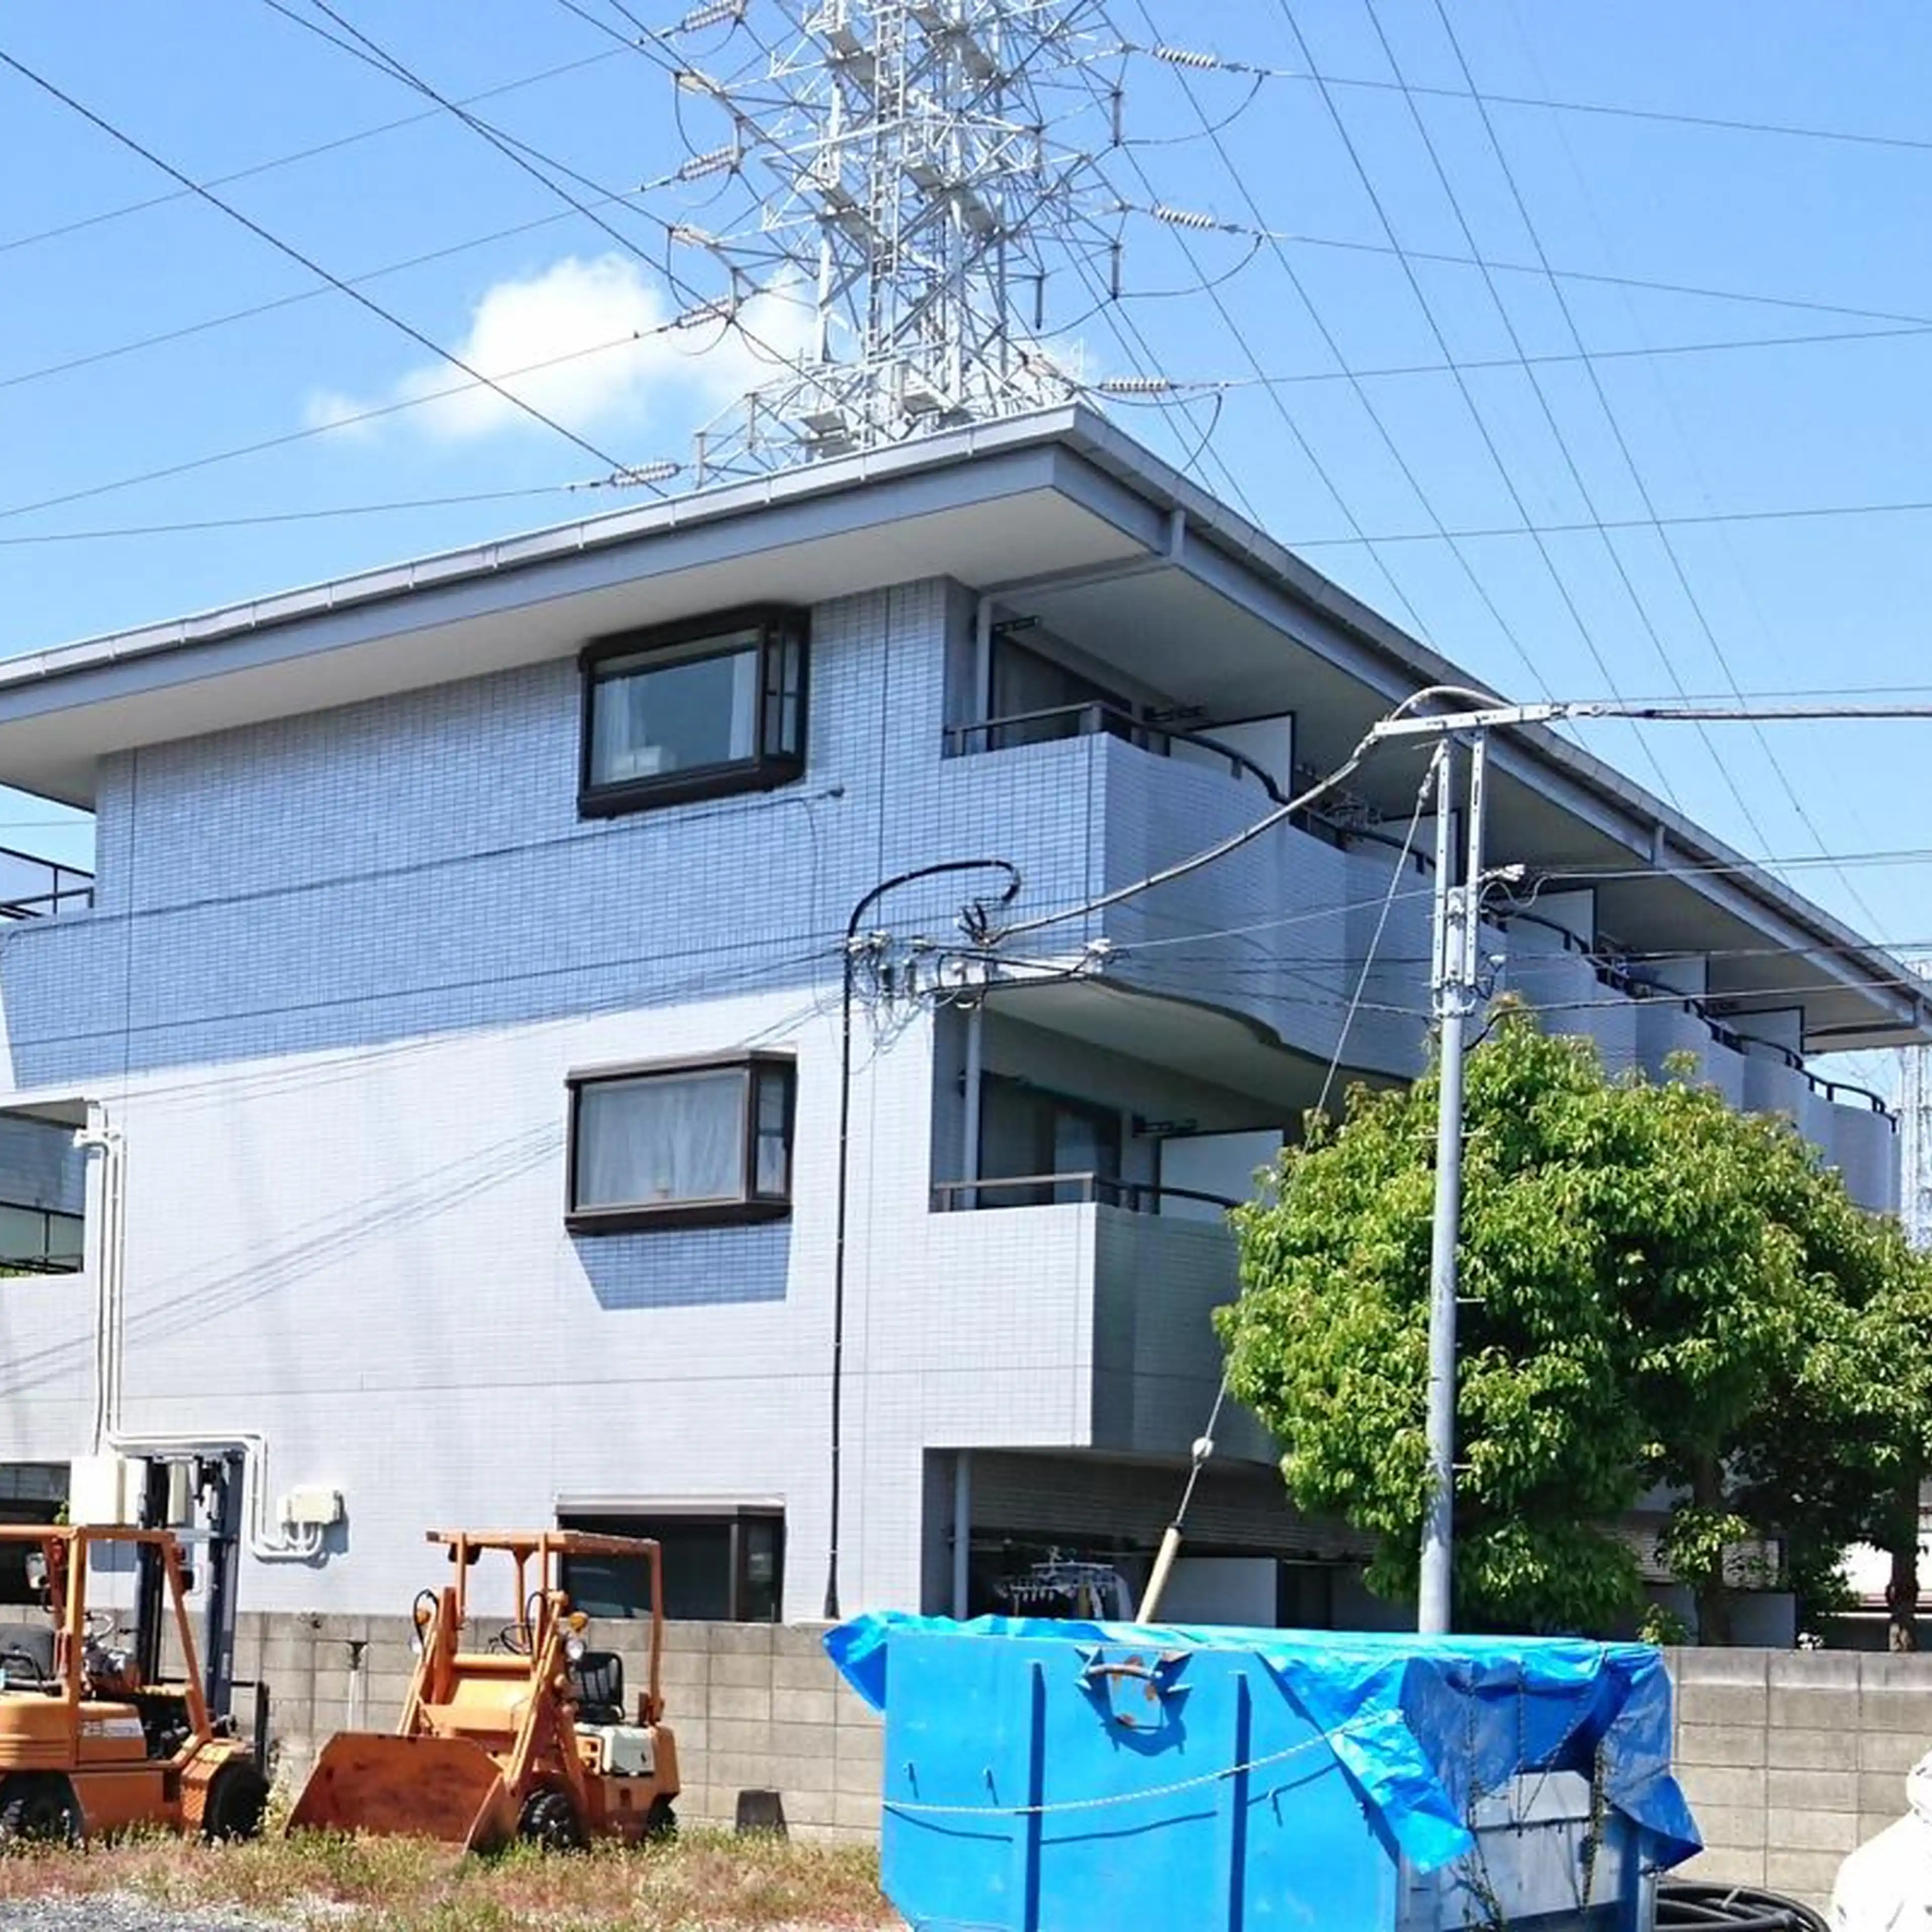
xmin=305 ymin=254 xmax=812 ymax=444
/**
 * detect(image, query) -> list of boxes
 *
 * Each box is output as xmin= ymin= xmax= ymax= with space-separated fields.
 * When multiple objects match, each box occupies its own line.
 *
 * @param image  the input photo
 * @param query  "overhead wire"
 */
xmin=1267 ymin=0 xmax=1681 ymax=805
xmin=1127 ymin=2 xmax=1641 ymax=714
xmin=1420 ymin=0 xmax=1884 ymax=931
xmin=1282 ymin=497 xmax=1932 ymax=544
xmin=1496 ymin=0 xmax=1902 ymax=939
xmin=1121 ymin=201 xmax=1932 ymax=338
xmin=0 ymin=485 xmax=624 ymax=548
xmin=1093 ymin=320 xmax=1932 ymax=397
xmin=0 ymin=192 xmax=650 ymax=397
xmin=0 ymin=44 xmax=646 ymax=485
xmin=0 ymin=44 xmax=629 ymax=259
xmin=1099 ymin=2 xmax=1447 ymax=643
xmin=1127 ymin=32 xmax=1932 ymax=159
xmin=1360 ymin=0 xmax=1776 ymax=850
xmin=0 ymin=313 xmax=703 ymax=526
xmin=262 ymin=0 xmax=821 ymax=397
xmin=1318 ymin=66 xmax=1932 ymax=163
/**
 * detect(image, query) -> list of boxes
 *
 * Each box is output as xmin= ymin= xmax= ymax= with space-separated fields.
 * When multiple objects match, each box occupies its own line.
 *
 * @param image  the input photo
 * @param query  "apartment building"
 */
xmin=0 ymin=407 xmax=1913 ymax=1629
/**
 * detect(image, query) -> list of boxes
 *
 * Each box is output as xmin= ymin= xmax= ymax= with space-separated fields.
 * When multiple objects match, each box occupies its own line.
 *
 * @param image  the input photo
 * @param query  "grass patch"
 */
xmin=0 ymin=1828 xmax=897 ymax=1930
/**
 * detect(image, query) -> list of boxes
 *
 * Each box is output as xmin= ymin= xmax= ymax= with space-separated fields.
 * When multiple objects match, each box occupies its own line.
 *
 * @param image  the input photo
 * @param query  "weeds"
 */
xmin=0 ymin=1828 xmax=895 ymax=1930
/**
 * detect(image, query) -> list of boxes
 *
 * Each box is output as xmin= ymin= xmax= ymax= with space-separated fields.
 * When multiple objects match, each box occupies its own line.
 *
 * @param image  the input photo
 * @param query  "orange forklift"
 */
xmin=290 ymin=1529 xmax=679 ymax=1852
xmin=0 ymin=1519 xmax=268 ymax=1842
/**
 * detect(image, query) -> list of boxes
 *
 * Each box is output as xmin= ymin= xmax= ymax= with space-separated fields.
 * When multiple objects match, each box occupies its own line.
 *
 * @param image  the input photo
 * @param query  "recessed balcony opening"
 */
xmin=0 ymin=1098 xmax=90 ymax=1278
xmin=929 ymin=998 xmax=1337 ymax=1222
xmin=0 ymin=788 xmax=93 ymax=923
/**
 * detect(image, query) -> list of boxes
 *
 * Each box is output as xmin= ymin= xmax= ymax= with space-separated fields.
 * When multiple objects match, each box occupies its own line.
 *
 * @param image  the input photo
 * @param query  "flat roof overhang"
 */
xmin=0 ymin=405 xmax=1918 ymax=1053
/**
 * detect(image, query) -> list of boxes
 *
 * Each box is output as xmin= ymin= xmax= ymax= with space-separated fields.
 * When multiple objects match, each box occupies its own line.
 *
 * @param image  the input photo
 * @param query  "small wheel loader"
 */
xmin=289 ymin=1529 xmax=680 ymax=1852
xmin=0 ymin=1523 xmax=268 ymax=1843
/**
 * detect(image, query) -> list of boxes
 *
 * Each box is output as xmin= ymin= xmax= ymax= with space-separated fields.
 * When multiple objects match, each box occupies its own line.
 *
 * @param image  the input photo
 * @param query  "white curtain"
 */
xmin=591 ymin=647 xmax=760 ymax=783
xmin=578 ymin=1072 xmax=746 ymax=1208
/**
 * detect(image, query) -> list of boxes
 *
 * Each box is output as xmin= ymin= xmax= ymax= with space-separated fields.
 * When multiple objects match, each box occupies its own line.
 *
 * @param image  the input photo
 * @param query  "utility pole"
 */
xmin=823 ymin=857 xmax=1020 ymax=1622
xmin=1892 ymin=961 xmax=1932 ymax=1648
xmin=1418 ymin=732 xmax=1487 ymax=1636
xmin=1373 ymin=686 xmax=1932 ymax=1635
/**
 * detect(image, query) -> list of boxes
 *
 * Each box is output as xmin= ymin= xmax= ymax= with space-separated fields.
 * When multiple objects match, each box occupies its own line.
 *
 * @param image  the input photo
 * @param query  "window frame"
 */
xmin=0 ymin=1202 xmax=85 ymax=1277
xmin=578 ymin=603 xmax=810 ymax=818
xmin=974 ymin=1073 xmax=1123 ymax=1207
xmin=565 ymin=1050 xmax=796 ymax=1235
xmin=558 ymin=1506 xmax=785 ymax=1623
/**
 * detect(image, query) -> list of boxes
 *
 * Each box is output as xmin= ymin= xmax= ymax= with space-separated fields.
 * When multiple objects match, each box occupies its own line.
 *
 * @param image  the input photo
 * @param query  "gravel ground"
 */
xmin=0 ymin=1900 xmax=294 ymax=1932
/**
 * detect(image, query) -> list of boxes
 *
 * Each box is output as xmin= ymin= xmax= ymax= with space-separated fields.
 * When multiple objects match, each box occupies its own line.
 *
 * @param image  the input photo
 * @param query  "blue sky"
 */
xmin=2 ymin=0 xmax=1929 ymax=1072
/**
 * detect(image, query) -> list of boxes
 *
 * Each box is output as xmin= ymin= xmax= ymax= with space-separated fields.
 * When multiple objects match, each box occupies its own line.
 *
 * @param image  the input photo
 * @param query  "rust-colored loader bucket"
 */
xmin=287 ymin=1733 xmax=519 ymax=1852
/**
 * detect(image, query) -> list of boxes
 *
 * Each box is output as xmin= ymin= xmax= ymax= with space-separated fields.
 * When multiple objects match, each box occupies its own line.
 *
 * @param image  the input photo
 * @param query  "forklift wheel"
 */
xmin=0 ymin=1776 xmax=79 ymax=1847
xmin=202 ymin=1761 xmax=271 ymax=1843
xmin=517 ymin=1788 xmax=586 ymax=1853
xmin=643 ymin=1797 xmax=677 ymax=1841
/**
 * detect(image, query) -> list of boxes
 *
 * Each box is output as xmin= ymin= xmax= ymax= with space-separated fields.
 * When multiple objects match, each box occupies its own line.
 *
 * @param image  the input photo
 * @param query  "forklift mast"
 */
xmin=198 ymin=1456 xmax=242 ymax=1725
xmin=131 ymin=1453 xmax=245 ymax=1721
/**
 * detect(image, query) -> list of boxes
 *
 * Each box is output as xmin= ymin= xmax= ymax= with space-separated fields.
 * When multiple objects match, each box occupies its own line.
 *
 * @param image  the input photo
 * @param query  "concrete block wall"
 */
xmin=229 ymin=1613 xmax=886 ymax=1846
xmin=207 ymin=1614 xmax=1932 ymax=1907
xmin=1665 ymin=1646 xmax=1931 ymax=1908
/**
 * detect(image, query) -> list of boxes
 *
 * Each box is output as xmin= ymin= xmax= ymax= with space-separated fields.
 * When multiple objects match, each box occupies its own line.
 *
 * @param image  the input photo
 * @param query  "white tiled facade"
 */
xmin=0 ymin=485 xmax=1904 ymax=1624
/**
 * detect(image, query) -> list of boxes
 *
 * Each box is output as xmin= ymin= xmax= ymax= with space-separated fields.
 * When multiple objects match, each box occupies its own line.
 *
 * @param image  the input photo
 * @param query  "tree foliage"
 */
xmin=1219 ymin=1006 xmax=1932 ymax=1637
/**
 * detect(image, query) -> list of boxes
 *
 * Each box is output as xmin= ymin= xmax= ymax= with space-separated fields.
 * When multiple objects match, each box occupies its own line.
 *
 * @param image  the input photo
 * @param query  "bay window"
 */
xmin=567 ymin=1054 xmax=795 ymax=1232
xmin=579 ymin=605 xmax=808 ymax=816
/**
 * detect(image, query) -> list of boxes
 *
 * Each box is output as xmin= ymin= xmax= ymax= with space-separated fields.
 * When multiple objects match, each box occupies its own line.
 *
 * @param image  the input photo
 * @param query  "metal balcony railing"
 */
xmin=931 ymin=1173 xmax=1242 ymax=1215
xmin=0 ymin=846 xmax=93 ymax=921
xmin=947 ymin=705 xmax=1895 ymax=1124
xmin=945 ymin=701 xmax=1291 ymax=798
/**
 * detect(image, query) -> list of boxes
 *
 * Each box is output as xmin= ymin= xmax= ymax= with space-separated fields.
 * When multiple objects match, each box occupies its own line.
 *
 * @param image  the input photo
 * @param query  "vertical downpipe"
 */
xmin=973 ymin=598 xmax=994 ymax=740
xmin=951 ymin=1451 xmax=972 ymax=1620
xmin=961 ymin=1002 xmax=984 ymax=1209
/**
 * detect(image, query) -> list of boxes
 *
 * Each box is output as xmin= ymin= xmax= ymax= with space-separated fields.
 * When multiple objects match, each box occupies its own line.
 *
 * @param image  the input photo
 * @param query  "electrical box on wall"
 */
xmin=68 ymin=1454 xmax=135 ymax=1526
xmin=279 ymin=1487 xmax=342 ymax=1530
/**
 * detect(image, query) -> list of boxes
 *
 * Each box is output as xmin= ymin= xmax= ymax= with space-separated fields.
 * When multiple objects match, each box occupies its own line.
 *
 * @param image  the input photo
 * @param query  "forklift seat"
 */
xmin=570 ymin=1651 xmax=625 ymax=1726
xmin=0 ymin=1623 xmax=55 ymax=1681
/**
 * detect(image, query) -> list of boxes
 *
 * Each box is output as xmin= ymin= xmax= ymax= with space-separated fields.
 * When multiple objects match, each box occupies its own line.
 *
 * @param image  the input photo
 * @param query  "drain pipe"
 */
xmin=960 ymin=1001 xmax=985 ymax=1210
xmin=75 ymin=1110 xmax=125 ymax=1456
xmin=77 ymin=1107 xmax=323 ymax=1561
xmin=106 ymin=1433 xmax=323 ymax=1562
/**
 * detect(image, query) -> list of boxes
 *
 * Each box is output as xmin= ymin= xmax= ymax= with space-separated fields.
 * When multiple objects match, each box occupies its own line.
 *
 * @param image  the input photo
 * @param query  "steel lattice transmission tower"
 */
xmin=678 ymin=0 xmax=1124 ymax=478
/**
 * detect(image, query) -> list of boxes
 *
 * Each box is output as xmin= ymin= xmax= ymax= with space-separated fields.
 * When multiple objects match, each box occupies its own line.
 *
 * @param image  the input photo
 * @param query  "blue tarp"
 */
xmin=826 ymin=1612 xmax=1701 ymax=1875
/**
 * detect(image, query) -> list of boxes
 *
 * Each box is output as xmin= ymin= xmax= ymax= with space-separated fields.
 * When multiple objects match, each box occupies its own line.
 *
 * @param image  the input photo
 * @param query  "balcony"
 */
xmin=938 ymin=709 xmax=1432 ymax=1081
xmin=926 ymin=1174 xmax=1273 ymax=1464
xmin=943 ymin=706 xmax=1899 ymax=1211
xmin=0 ymin=848 xmax=92 ymax=921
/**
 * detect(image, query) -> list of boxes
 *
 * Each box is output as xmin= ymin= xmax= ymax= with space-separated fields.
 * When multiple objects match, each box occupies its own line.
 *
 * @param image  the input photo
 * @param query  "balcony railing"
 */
xmin=946 ymin=703 xmax=1438 ymax=870
xmin=931 ymin=1173 xmax=1242 ymax=1216
xmin=947 ymin=705 xmax=1894 ymax=1125
xmin=946 ymin=700 xmax=1290 ymax=796
xmin=0 ymin=847 xmax=93 ymax=921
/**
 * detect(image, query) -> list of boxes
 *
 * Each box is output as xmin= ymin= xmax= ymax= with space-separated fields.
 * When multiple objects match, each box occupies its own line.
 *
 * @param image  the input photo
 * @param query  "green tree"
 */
xmin=1218 ymin=1006 xmax=1932 ymax=1638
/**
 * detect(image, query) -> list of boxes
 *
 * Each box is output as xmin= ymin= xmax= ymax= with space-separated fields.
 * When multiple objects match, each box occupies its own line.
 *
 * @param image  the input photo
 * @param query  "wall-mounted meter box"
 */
xmin=68 ymin=1454 xmax=135 ymax=1526
xmin=279 ymin=1487 xmax=343 ymax=1529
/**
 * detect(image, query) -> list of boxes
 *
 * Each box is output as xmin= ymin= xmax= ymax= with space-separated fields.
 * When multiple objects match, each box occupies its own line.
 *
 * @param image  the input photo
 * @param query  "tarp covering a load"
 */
xmin=827 ymin=1614 xmax=1701 ymax=1932
xmin=287 ymin=1733 xmax=517 ymax=1851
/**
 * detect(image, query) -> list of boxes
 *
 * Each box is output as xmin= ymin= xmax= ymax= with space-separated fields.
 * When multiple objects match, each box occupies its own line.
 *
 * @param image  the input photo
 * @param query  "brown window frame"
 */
xmin=578 ymin=604 xmax=809 ymax=818
xmin=566 ymin=1051 xmax=796 ymax=1235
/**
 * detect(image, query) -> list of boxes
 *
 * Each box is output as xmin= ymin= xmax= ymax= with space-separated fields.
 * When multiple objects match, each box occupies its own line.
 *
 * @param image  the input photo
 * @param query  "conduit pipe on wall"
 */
xmin=105 ymin=1433 xmax=324 ymax=1563
xmin=75 ymin=1107 xmax=324 ymax=1561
